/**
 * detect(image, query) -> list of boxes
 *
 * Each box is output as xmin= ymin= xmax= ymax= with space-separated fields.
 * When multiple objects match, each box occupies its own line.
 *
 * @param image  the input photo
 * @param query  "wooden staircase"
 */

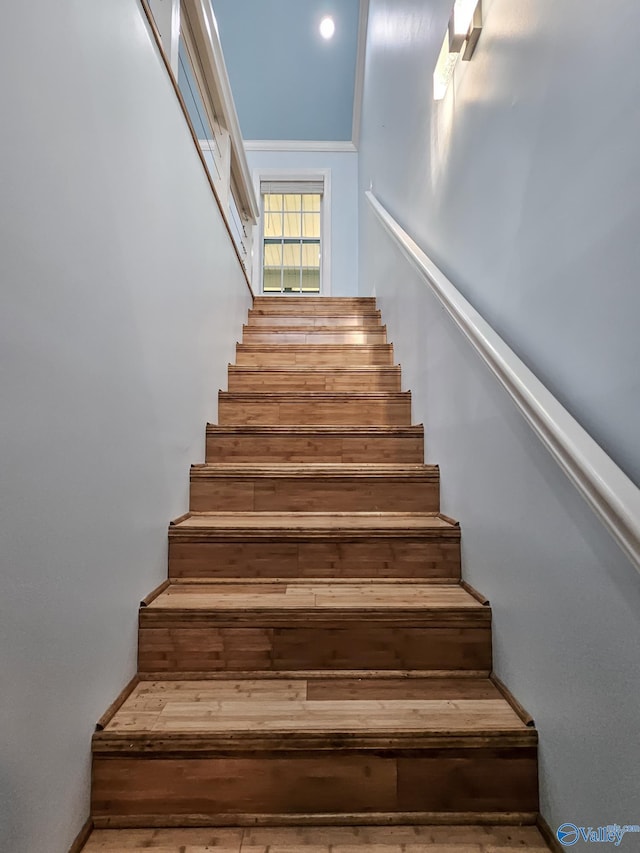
xmin=84 ymin=297 xmax=546 ymax=851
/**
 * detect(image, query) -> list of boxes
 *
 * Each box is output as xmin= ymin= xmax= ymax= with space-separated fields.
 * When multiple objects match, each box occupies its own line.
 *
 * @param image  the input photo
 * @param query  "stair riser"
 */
xmin=168 ymin=541 xmax=461 ymax=580
xmin=205 ymin=434 xmax=424 ymax=463
xmin=242 ymin=331 xmax=387 ymax=345
xmin=248 ymin=314 xmax=382 ymax=328
xmin=91 ymin=748 xmax=538 ymax=824
xmin=235 ymin=348 xmax=394 ymax=367
xmin=137 ymin=624 xmax=491 ymax=673
xmin=218 ymin=399 xmax=412 ymax=426
xmin=227 ymin=371 xmax=401 ymax=392
xmin=189 ymin=478 xmax=438 ymax=513
xmin=253 ymin=298 xmax=377 ymax=311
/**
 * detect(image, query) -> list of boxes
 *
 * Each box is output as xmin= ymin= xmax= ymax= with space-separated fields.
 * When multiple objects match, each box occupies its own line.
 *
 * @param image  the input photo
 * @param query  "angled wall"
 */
xmin=0 ymin=2 xmax=251 ymax=850
xmin=358 ymin=0 xmax=640 ymax=834
xmin=360 ymin=0 xmax=640 ymax=486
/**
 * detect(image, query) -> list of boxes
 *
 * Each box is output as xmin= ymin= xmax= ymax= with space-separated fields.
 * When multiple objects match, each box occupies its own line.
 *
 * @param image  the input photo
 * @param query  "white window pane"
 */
xmin=301 ymin=268 xmax=320 ymax=292
xmin=302 ymin=194 xmax=321 ymax=212
xmin=264 ymin=193 xmax=283 ymax=212
xmin=302 ymin=213 xmax=320 ymax=239
xmin=264 ymin=242 xmax=282 ymax=267
xmin=284 ymin=194 xmax=302 ymax=212
xmin=282 ymin=242 xmax=301 ymax=268
xmin=263 ymin=268 xmax=282 ymax=292
xmin=301 ymin=242 xmax=321 ymax=268
xmin=284 ymin=210 xmax=301 ymax=238
xmin=283 ymin=267 xmax=301 ymax=292
xmin=264 ymin=212 xmax=283 ymax=238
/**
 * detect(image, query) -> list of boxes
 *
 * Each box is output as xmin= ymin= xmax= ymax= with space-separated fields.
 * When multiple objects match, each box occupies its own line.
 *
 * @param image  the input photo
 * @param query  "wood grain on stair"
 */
xmin=218 ymin=391 xmax=411 ymax=426
xmin=247 ymin=311 xmax=382 ymax=328
xmin=189 ymin=463 xmax=438 ymax=512
xmin=92 ymin=674 xmax=537 ymax=822
xmin=82 ymin=824 xmax=551 ymax=851
xmin=235 ymin=343 xmax=395 ymax=366
xmin=170 ymin=511 xmax=458 ymax=535
xmin=137 ymin=581 xmax=490 ymax=673
xmin=168 ymin=513 xmax=461 ymax=580
xmin=242 ymin=327 xmax=388 ymax=345
xmin=99 ymin=677 xmax=529 ymax=740
xmin=227 ymin=365 xmax=402 ymax=391
xmin=205 ymin=425 xmax=425 ymax=463
xmin=143 ymin=579 xmax=479 ymax=612
xmin=252 ymin=296 xmax=378 ymax=312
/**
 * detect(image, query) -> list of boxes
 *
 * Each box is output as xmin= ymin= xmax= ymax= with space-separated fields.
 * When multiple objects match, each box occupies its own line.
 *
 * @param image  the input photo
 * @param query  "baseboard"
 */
xmin=68 ymin=816 xmax=93 ymax=853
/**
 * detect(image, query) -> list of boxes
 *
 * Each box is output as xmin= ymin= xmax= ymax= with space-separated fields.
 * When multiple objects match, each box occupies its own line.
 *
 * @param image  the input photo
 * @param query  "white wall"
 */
xmin=360 ymin=0 xmax=640 ymax=486
xmin=246 ymin=147 xmax=359 ymax=296
xmin=358 ymin=0 xmax=640 ymax=832
xmin=0 ymin=3 xmax=251 ymax=851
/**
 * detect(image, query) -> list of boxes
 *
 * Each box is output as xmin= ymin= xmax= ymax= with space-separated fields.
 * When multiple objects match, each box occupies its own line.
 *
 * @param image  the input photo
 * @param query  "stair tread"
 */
xmin=191 ymin=463 xmax=436 ymax=478
xmin=172 ymin=511 xmax=457 ymax=532
xmin=229 ymin=365 xmax=398 ymax=372
xmin=145 ymin=580 xmax=483 ymax=613
xmin=219 ymin=391 xmax=410 ymax=399
xmin=243 ymin=324 xmax=386 ymax=330
xmin=236 ymin=343 xmax=392 ymax=349
xmin=81 ymin=825 xmax=551 ymax=851
xmin=206 ymin=424 xmax=423 ymax=435
xmin=97 ymin=676 xmax=532 ymax=744
xmin=254 ymin=297 xmax=377 ymax=301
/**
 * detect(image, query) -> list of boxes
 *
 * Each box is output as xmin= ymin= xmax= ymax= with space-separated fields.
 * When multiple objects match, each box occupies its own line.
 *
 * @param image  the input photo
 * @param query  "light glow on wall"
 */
xmin=433 ymin=31 xmax=458 ymax=101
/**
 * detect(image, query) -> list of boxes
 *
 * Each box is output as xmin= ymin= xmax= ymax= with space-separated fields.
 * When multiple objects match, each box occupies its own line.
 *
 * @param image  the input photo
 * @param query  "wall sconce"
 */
xmin=433 ymin=0 xmax=482 ymax=100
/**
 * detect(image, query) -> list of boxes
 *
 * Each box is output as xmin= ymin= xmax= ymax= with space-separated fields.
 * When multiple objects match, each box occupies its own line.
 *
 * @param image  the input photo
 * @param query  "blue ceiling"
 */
xmin=211 ymin=0 xmax=360 ymax=141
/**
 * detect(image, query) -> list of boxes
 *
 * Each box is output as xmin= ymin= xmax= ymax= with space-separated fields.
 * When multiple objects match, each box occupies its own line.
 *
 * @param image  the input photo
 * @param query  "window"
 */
xmin=260 ymin=180 xmax=324 ymax=294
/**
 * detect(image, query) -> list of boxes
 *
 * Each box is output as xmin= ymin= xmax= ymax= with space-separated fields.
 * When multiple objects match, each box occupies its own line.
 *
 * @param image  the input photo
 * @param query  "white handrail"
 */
xmin=366 ymin=190 xmax=640 ymax=573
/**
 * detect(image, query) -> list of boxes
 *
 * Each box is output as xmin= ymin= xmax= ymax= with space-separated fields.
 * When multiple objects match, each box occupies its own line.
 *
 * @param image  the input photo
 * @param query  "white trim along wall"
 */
xmin=352 ymin=0 xmax=370 ymax=148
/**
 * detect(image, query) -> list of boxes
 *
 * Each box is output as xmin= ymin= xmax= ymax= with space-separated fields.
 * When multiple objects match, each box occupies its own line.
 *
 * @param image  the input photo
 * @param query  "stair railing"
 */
xmin=366 ymin=190 xmax=640 ymax=574
xmin=140 ymin=0 xmax=259 ymax=291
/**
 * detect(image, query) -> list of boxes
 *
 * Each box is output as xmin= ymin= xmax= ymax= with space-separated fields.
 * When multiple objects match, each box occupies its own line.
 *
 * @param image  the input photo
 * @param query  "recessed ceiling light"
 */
xmin=319 ymin=16 xmax=335 ymax=40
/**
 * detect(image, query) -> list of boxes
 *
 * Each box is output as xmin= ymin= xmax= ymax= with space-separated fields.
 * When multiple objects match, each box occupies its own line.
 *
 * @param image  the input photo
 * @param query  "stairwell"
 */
xmin=82 ymin=298 xmax=550 ymax=851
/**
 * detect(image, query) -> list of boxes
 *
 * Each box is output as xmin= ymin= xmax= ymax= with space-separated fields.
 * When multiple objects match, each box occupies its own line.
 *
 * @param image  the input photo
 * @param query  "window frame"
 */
xmin=252 ymin=169 xmax=331 ymax=296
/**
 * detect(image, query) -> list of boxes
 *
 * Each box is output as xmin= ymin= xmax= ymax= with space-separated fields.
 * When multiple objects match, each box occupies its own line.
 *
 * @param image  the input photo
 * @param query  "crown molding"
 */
xmin=243 ymin=140 xmax=357 ymax=154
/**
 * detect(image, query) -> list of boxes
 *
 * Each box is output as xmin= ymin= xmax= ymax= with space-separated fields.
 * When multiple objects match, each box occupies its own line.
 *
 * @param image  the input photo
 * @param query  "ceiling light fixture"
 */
xmin=319 ymin=16 xmax=335 ymax=40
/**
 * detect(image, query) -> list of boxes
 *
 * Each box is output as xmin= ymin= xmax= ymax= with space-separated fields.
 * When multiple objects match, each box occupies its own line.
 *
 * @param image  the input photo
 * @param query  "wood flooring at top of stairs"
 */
xmin=252 ymin=295 xmax=378 ymax=311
